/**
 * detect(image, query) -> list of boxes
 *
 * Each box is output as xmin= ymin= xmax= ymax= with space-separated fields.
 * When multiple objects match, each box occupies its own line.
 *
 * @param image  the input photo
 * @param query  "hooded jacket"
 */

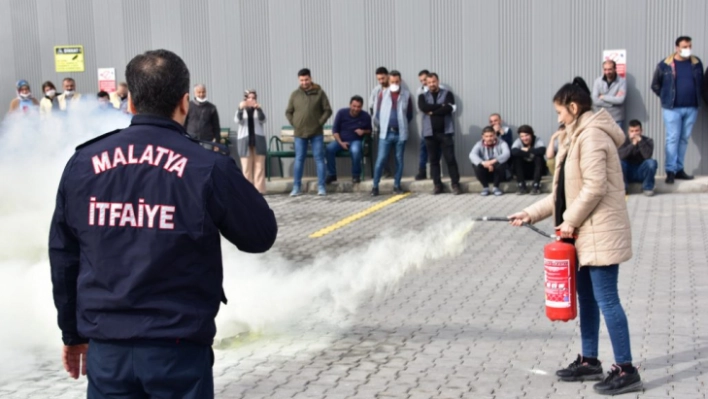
xmin=524 ymin=109 xmax=632 ymax=267
xmin=285 ymin=83 xmax=332 ymax=138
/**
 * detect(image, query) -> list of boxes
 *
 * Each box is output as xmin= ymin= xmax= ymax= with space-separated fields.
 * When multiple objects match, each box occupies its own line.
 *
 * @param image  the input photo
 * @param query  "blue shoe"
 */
xmin=290 ymin=187 xmax=302 ymax=197
xmin=480 ymin=187 xmax=490 ymax=197
xmin=493 ymin=187 xmax=504 ymax=196
xmin=317 ymin=186 xmax=326 ymax=196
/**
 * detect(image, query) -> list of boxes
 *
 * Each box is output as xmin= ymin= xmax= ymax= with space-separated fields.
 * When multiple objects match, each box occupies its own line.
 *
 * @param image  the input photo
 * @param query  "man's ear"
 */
xmin=180 ymin=93 xmax=189 ymax=115
xmin=127 ymin=93 xmax=136 ymax=115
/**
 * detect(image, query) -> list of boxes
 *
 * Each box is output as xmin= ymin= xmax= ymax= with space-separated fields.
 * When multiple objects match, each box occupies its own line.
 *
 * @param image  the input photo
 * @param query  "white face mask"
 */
xmin=389 ymin=84 xmax=400 ymax=92
xmin=195 ymin=97 xmax=207 ymax=103
xmin=422 ymin=86 xmax=429 ymax=93
xmin=64 ymin=90 xmax=74 ymax=96
xmin=19 ymin=92 xmax=31 ymax=99
xmin=680 ymin=48 xmax=692 ymax=58
xmin=45 ymin=90 xmax=56 ymax=97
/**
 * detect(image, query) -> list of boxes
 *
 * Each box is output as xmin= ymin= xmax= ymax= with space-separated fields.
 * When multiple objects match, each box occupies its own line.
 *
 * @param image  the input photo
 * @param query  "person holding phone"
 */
xmin=508 ymin=78 xmax=641 ymax=396
xmin=235 ymin=90 xmax=267 ymax=193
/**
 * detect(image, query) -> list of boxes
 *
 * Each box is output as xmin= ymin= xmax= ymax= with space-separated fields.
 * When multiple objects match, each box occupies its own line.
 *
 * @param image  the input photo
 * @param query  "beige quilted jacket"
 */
xmin=524 ymin=109 xmax=632 ymax=267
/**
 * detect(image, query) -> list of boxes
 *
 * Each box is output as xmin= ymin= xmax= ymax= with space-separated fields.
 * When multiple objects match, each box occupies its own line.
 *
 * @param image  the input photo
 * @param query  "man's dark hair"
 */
xmin=428 ymin=72 xmax=439 ymax=80
xmin=389 ymin=70 xmax=401 ymax=78
xmin=518 ymin=124 xmax=535 ymax=136
xmin=298 ymin=68 xmax=311 ymax=77
xmin=482 ymin=126 xmax=495 ymax=134
xmin=628 ymin=119 xmax=642 ymax=129
xmin=675 ymin=36 xmax=692 ymax=46
xmin=418 ymin=69 xmax=430 ymax=77
xmin=375 ymin=67 xmax=389 ymax=75
xmin=553 ymin=77 xmax=592 ymax=116
xmin=97 ymin=91 xmax=110 ymax=99
xmin=42 ymin=81 xmax=56 ymax=91
xmin=603 ymin=60 xmax=617 ymax=69
xmin=125 ymin=49 xmax=190 ymax=118
xmin=63 ymin=77 xmax=75 ymax=84
xmin=350 ymin=95 xmax=364 ymax=105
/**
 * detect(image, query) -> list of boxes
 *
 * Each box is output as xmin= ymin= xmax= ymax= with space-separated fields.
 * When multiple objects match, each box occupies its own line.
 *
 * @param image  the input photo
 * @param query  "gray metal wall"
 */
xmin=2 ymin=0 xmax=708 ymax=176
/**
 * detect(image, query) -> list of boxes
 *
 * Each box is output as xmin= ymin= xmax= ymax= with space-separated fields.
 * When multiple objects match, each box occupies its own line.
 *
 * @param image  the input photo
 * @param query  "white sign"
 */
xmin=602 ymin=49 xmax=627 ymax=78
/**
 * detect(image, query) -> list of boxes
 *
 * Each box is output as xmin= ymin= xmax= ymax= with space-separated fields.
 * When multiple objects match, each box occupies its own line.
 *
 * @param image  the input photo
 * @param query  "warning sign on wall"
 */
xmin=603 ymin=49 xmax=627 ymax=78
xmin=54 ymin=45 xmax=85 ymax=73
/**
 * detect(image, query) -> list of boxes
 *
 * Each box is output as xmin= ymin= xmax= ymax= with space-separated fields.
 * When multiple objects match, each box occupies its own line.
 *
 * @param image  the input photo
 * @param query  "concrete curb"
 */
xmin=264 ymin=176 xmax=708 ymax=196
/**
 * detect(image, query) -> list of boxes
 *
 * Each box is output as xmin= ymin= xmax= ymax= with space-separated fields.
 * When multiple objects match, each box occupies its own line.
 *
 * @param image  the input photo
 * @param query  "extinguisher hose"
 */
xmin=474 ymin=216 xmax=555 ymax=239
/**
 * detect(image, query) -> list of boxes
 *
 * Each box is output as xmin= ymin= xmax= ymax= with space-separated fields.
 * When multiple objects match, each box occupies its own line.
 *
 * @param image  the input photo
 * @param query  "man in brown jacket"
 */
xmin=285 ymin=68 xmax=332 ymax=196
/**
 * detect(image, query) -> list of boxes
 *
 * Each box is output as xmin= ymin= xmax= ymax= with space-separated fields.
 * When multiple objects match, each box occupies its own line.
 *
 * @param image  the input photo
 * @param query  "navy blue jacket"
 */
xmin=651 ymin=54 xmax=704 ymax=109
xmin=49 ymin=114 xmax=277 ymax=346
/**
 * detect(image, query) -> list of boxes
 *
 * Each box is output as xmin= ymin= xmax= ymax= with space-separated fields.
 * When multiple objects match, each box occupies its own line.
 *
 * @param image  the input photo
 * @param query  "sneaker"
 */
xmin=451 ymin=184 xmax=461 ymax=195
xmin=393 ymin=186 xmax=404 ymax=195
xmin=317 ymin=186 xmax=326 ymax=196
xmin=325 ymin=175 xmax=337 ymax=185
xmin=370 ymin=187 xmax=379 ymax=197
xmin=593 ymin=364 xmax=642 ymax=395
xmin=493 ymin=187 xmax=503 ymax=196
xmin=643 ymin=189 xmax=655 ymax=197
xmin=480 ymin=187 xmax=490 ymax=197
xmin=352 ymin=177 xmax=361 ymax=184
xmin=556 ymin=355 xmax=604 ymax=382
xmin=517 ymin=182 xmax=528 ymax=195
xmin=675 ymin=170 xmax=694 ymax=180
xmin=289 ymin=187 xmax=302 ymax=197
xmin=531 ymin=183 xmax=541 ymax=195
xmin=433 ymin=185 xmax=443 ymax=195
xmin=665 ymin=172 xmax=675 ymax=184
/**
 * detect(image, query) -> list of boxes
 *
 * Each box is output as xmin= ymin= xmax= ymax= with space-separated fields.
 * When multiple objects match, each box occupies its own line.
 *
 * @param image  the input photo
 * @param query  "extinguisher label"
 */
xmin=544 ymin=259 xmax=571 ymax=308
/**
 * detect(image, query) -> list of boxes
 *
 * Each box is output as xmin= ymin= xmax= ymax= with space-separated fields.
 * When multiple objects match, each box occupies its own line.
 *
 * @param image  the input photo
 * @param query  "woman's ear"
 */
xmin=569 ymin=102 xmax=579 ymax=117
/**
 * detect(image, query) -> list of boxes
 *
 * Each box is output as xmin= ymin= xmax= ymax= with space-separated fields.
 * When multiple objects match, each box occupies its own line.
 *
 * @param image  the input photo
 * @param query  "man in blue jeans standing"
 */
xmin=285 ymin=68 xmax=333 ymax=196
xmin=618 ymin=120 xmax=658 ymax=196
xmin=651 ymin=35 xmax=704 ymax=184
xmin=371 ymin=70 xmax=412 ymax=196
xmin=325 ymin=95 xmax=372 ymax=184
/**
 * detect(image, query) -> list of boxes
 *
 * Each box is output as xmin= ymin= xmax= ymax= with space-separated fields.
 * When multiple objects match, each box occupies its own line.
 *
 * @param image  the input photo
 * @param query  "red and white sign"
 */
xmin=98 ymin=67 xmax=116 ymax=92
xmin=544 ymin=259 xmax=572 ymax=308
xmin=603 ymin=49 xmax=627 ymax=78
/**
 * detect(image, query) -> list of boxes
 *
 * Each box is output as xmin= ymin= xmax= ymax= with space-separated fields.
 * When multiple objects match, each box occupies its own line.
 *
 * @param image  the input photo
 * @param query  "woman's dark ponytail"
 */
xmin=553 ymin=76 xmax=592 ymax=116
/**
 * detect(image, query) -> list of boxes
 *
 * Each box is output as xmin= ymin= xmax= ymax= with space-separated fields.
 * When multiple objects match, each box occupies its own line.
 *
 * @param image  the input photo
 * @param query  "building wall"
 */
xmin=2 ymin=0 xmax=707 ymax=176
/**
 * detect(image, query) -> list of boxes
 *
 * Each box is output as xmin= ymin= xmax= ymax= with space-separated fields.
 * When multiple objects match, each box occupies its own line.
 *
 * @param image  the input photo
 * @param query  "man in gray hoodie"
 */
xmin=469 ymin=126 xmax=510 ymax=196
xmin=591 ymin=60 xmax=626 ymax=130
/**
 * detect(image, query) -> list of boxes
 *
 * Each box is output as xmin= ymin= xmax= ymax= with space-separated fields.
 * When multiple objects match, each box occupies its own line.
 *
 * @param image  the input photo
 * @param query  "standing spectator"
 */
xmin=57 ymin=77 xmax=82 ymax=111
xmin=371 ymin=71 xmax=412 ymax=196
xmin=184 ymin=84 xmax=221 ymax=142
xmin=285 ymin=68 xmax=332 ymax=197
xmin=511 ymin=125 xmax=546 ymax=195
xmin=415 ymin=69 xmax=430 ymax=180
xmin=325 ymin=95 xmax=371 ymax=185
xmin=419 ymin=73 xmax=461 ymax=195
xmin=651 ymin=35 xmax=703 ymax=183
xmin=592 ymin=60 xmax=627 ymax=129
xmin=110 ymin=82 xmax=130 ymax=113
xmin=39 ymin=81 xmax=59 ymax=117
xmin=96 ymin=91 xmax=113 ymax=110
xmin=618 ymin=120 xmax=657 ymax=196
xmin=469 ymin=126 xmax=510 ymax=197
xmin=489 ymin=113 xmax=513 ymax=149
xmin=546 ymin=125 xmax=564 ymax=174
xmin=369 ymin=67 xmax=394 ymax=179
xmin=235 ymin=90 xmax=267 ymax=194
xmin=8 ymin=79 xmax=39 ymax=113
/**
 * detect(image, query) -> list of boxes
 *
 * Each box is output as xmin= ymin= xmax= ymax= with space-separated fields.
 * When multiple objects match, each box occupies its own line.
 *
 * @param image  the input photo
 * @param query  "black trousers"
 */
xmin=425 ymin=131 xmax=460 ymax=186
xmin=513 ymin=154 xmax=546 ymax=184
xmin=473 ymin=163 xmax=508 ymax=187
xmin=87 ymin=339 xmax=214 ymax=399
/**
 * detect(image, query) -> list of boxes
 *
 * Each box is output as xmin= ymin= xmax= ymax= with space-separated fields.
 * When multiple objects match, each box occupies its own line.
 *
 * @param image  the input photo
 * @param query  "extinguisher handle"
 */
xmin=521 ymin=222 xmax=555 ymax=238
xmin=554 ymin=228 xmax=579 ymax=240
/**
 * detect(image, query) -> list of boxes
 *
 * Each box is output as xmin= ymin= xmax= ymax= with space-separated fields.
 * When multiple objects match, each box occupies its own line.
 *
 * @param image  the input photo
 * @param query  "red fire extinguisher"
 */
xmin=543 ymin=237 xmax=577 ymax=322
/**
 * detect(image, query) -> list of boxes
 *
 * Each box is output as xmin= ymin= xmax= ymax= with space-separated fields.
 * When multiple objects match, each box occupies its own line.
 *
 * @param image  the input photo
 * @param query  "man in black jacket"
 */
xmin=184 ymin=84 xmax=221 ymax=141
xmin=510 ymin=125 xmax=547 ymax=195
xmin=619 ymin=119 xmax=658 ymax=196
xmin=49 ymin=49 xmax=277 ymax=398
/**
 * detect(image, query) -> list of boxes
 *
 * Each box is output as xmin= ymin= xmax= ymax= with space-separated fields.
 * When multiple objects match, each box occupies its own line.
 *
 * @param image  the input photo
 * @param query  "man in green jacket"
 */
xmin=285 ymin=68 xmax=333 ymax=196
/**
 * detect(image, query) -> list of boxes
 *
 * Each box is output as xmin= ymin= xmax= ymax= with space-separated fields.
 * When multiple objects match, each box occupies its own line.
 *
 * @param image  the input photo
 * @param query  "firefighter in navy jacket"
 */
xmin=49 ymin=49 xmax=277 ymax=398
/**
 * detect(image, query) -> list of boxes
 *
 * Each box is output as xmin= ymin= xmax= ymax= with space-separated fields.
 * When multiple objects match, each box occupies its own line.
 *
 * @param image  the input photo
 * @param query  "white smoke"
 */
xmin=0 ymin=103 xmax=474 ymax=383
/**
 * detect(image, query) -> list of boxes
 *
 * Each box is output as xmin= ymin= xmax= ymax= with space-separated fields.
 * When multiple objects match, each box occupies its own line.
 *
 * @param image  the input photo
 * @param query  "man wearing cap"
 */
xmin=8 ymin=80 xmax=39 ymax=113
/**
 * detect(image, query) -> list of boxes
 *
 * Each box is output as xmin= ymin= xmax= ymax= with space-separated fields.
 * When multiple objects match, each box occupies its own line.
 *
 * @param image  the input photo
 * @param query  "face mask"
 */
xmin=45 ymin=90 xmax=56 ymax=97
xmin=19 ymin=93 xmax=31 ymax=99
xmin=389 ymin=84 xmax=400 ymax=92
xmin=680 ymin=48 xmax=692 ymax=58
xmin=64 ymin=90 xmax=74 ymax=96
xmin=196 ymin=97 xmax=207 ymax=103
xmin=423 ymin=86 xmax=429 ymax=93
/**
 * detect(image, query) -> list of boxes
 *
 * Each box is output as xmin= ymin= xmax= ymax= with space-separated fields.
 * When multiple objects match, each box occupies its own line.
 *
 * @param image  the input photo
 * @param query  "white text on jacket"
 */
xmin=91 ymin=145 xmax=188 ymax=177
xmin=88 ymin=197 xmax=175 ymax=229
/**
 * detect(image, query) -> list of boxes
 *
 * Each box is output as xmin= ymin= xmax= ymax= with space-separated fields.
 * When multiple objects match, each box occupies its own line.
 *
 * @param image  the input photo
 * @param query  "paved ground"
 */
xmin=2 ymin=192 xmax=707 ymax=398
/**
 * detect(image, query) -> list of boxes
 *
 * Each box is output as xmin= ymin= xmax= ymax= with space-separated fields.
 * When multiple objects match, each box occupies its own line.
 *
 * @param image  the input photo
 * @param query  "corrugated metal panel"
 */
xmin=2 ymin=0 xmax=708 ymax=176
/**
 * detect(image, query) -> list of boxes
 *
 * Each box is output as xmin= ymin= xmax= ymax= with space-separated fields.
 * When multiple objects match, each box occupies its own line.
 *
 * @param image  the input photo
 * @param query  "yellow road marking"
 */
xmin=309 ymin=193 xmax=411 ymax=238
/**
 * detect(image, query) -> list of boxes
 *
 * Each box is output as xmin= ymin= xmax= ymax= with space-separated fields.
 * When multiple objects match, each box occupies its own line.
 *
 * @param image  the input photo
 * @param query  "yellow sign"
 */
xmin=54 ymin=45 xmax=85 ymax=72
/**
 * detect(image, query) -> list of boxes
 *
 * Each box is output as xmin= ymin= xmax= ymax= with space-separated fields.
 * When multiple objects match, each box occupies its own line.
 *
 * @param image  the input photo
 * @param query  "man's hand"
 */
xmin=631 ymin=135 xmax=641 ymax=145
xmin=339 ymin=141 xmax=350 ymax=150
xmin=238 ymin=101 xmax=247 ymax=109
xmin=493 ymin=124 xmax=501 ymax=133
xmin=354 ymin=129 xmax=365 ymax=136
xmin=63 ymin=344 xmax=88 ymax=379
xmin=508 ymin=211 xmax=531 ymax=226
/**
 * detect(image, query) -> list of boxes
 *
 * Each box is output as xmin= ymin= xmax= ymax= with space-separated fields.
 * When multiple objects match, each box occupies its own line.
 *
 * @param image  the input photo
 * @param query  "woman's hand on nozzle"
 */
xmin=508 ymin=212 xmax=531 ymax=227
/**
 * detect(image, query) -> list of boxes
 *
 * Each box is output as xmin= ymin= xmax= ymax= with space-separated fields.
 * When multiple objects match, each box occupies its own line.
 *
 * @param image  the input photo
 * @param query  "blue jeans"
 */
xmin=326 ymin=140 xmax=362 ymax=178
xmin=577 ymin=265 xmax=633 ymax=364
xmin=293 ymin=135 xmax=325 ymax=188
xmin=373 ymin=130 xmax=405 ymax=188
xmin=662 ymin=107 xmax=698 ymax=173
xmin=621 ymin=159 xmax=658 ymax=191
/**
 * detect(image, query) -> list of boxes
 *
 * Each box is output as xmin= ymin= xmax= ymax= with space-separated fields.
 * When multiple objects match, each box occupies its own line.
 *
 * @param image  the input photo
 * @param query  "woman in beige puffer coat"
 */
xmin=509 ymin=79 xmax=642 ymax=396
